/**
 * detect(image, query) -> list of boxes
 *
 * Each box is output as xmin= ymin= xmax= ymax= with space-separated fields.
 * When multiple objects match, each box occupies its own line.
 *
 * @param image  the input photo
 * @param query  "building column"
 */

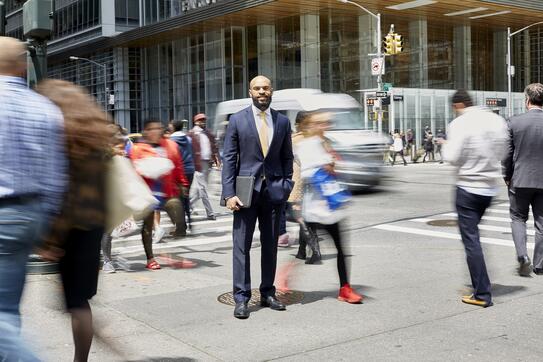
xmin=359 ymin=14 xmax=377 ymax=90
xmin=523 ymin=30 xmax=531 ymax=88
xmin=113 ymin=48 xmax=130 ymax=129
xmin=493 ymin=30 xmax=507 ymax=91
xmin=257 ymin=24 xmax=277 ymax=82
xmin=101 ymin=0 xmax=116 ymax=36
xmin=409 ymin=19 xmax=428 ymax=88
xmin=453 ymin=25 xmax=472 ymax=90
xmin=300 ymin=14 xmax=321 ymax=89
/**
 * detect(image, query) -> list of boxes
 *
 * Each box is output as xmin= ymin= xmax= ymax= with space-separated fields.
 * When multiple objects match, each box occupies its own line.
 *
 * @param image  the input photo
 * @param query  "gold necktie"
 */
xmin=258 ymin=111 xmax=269 ymax=156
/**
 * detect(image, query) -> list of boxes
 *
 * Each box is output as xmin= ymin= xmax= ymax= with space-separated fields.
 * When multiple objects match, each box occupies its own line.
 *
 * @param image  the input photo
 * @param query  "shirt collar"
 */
xmin=0 ymin=75 xmax=27 ymax=87
xmin=252 ymin=104 xmax=272 ymax=118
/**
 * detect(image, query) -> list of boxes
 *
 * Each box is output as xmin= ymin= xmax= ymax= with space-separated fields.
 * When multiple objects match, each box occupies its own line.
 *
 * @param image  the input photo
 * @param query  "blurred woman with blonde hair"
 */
xmin=37 ymin=79 xmax=110 ymax=362
xmin=295 ymin=111 xmax=363 ymax=304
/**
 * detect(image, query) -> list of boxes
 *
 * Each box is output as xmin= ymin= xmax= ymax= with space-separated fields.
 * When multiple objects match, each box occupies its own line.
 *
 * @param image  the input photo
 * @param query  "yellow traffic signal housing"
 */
xmin=384 ymin=33 xmax=395 ymax=55
xmin=393 ymin=34 xmax=403 ymax=54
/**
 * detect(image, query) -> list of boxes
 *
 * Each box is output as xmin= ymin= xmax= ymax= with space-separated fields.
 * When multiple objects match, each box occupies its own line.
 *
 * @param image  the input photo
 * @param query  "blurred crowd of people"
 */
xmin=385 ymin=126 xmax=447 ymax=165
xmin=3 ymin=32 xmax=543 ymax=358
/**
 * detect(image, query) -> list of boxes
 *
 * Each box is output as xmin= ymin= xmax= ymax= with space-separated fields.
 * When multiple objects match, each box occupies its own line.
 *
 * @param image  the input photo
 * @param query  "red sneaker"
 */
xmin=338 ymin=284 xmax=363 ymax=304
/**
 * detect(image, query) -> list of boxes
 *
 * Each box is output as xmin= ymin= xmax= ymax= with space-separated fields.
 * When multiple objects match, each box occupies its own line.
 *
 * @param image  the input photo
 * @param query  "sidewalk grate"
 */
xmin=217 ymin=289 xmax=304 ymax=306
xmin=427 ymin=219 xmax=458 ymax=227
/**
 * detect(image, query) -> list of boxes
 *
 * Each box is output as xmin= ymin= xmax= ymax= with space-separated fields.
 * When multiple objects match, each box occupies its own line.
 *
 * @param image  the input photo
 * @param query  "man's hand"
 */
xmin=180 ymin=185 xmax=189 ymax=198
xmin=37 ymin=245 xmax=65 ymax=262
xmin=226 ymin=196 xmax=244 ymax=211
xmin=505 ymin=180 xmax=511 ymax=187
xmin=323 ymin=163 xmax=335 ymax=174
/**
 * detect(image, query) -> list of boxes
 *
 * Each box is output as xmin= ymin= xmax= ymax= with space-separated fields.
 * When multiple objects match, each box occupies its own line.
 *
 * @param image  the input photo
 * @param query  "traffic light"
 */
xmin=384 ymin=33 xmax=395 ymax=55
xmin=383 ymin=25 xmax=403 ymax=55
xmin=393 ymin=34 xmax=403 ymax=54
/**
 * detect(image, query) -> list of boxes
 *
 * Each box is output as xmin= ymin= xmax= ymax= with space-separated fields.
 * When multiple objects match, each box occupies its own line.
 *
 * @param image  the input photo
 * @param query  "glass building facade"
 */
xmin=3 ymin=0 xmax=543 ymax=135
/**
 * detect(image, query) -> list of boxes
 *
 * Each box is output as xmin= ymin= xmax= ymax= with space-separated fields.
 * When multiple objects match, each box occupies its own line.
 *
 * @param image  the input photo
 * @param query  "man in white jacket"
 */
xmin=444 ymin=90 xmax=508 ymax=308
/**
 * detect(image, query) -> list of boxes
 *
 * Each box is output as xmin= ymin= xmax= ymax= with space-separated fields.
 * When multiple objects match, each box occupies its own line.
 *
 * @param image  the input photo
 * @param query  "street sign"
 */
xmin=382 ymin=96 xmax=391 ymax=106
xmin=371 ymin=58 xmax=384 ymax=76
xmin=376 ymin=91 xmax=388 ymax=98
xmin=393 ymin=95 xmax=404 ymax=101
xmin=383 ymin=83 xmax=392 ymax=92
xmin=486 ymin=98 xmax=506 ymax=107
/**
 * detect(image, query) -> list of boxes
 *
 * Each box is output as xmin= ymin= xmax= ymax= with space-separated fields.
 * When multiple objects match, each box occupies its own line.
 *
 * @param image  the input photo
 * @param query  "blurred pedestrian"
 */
xmin=130 ymin=119 xmax=189 ymax=270
xmin=503 ymin=83 xmax=543 ymax=277
xmin=37 ymin=79 xmax=110 ymax=362
xmin=391 ymin=132 xmax=407 ymax=166
xmin=422 ymin=131 xmax=434 ymax=162
xmin=444 ymin=90 xmax=508 ymax=308
xmin=435 ymin=129 xmax=446 ymax=164
xmin=221 ymin=75 xmax=294 ymax=319
xmin=406 ymin=128 xmax=415 ymax=160
xmin=0 ymin=36 xmax=67 ymax=361
xmin=189 ymin=113 xmax=221 ymax=221
xmin=296 ymin=111 xmax=363 ymax=304
xmin=170 ymin=119 xmax=195 ymax=231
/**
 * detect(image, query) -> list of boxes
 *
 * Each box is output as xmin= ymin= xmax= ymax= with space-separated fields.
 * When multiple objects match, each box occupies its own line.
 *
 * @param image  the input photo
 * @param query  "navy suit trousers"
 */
xmin=455 ymin=187 xmax=493 ymax=303
xmin=232 ymin=183 xmax=281 ymax=303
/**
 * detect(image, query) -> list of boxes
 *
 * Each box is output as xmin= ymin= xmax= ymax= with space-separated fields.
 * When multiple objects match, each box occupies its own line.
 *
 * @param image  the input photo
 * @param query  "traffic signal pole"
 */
xmin=0 ymin=1 xmax=6 ymax=36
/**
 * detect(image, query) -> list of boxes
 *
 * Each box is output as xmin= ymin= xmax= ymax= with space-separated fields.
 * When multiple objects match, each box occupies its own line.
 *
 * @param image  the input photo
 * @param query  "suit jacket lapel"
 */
xmin=246 ymin=107 xmax=264 ymax=157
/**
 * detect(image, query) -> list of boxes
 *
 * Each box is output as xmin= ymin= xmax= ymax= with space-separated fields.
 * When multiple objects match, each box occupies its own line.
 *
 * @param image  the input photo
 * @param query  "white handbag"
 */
xmin=106 ymin=156 xmax=159 ymax=232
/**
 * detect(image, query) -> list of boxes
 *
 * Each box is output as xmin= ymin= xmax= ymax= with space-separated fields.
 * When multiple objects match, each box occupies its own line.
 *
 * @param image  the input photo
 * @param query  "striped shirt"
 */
xmin=0 ymin=76 xmax=67 ymax=218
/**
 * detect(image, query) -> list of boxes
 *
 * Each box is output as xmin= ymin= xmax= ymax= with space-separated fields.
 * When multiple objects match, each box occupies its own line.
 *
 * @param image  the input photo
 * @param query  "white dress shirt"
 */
xmin=252 ymin=104 xmax=274 ymax=148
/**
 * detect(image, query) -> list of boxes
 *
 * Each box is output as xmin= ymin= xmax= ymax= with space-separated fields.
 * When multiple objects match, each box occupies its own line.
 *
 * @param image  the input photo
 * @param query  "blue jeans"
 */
xmin=455 ymin=187 xmax=493 ymax=303
xmin=0 ymin=199 xmax=44 ymax=361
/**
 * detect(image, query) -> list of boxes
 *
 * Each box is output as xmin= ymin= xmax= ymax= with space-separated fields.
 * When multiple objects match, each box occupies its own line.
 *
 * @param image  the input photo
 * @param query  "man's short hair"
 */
xmin=171 ymin=119 xmax=184 ymax=132
xmin=451 ymin=90 xmax=473 ymax=108
xmin=143 ymin=118 xmax=162 ymax=129
xmin=525 ymin=83 xmax=543 ymax=106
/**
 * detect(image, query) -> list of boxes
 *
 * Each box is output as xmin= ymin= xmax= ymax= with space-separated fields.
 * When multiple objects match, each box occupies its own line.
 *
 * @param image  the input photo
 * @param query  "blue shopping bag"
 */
xmin=310 ymin=167 xmax=351 ymax=210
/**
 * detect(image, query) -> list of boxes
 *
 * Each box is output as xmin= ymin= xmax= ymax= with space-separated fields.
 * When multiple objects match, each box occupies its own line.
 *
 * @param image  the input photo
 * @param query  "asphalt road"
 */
xmin=20 ymin=163 xmax=542 ymax=361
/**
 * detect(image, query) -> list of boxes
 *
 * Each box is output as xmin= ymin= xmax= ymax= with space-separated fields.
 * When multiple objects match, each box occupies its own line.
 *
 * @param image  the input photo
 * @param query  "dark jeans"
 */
xmin=183 ymin=173 xmax=194 ymax=228
xmin=455 ymin=187 xmax=493 ymax=303
xmin=0 ymin=199 xmax=43 ymax=361
xmin=391 ymin=151 xmax=407 ymax=166
xmin=306 ymin=222 xmax=348 ymax=286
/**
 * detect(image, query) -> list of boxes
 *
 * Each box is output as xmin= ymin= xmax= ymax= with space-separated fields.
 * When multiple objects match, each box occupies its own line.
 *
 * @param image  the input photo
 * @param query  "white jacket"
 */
xmin=443 ymin=106 xmax=508 ymax=190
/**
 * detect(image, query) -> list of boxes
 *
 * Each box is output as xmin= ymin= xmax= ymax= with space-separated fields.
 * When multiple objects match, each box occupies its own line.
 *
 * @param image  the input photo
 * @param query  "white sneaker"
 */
xmin=102 ymin=261 xmax=116 ymax=274
xmin=153 ymin=227 xmax=166 ymax=244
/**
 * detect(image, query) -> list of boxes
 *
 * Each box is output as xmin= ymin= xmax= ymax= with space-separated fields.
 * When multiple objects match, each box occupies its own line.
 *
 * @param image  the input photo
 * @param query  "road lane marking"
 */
xmin=373 ymin=224 xmax=534 ymax=249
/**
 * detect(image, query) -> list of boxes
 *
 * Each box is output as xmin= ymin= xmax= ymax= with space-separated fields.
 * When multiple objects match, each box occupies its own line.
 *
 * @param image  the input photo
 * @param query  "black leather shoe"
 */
xmin=234 ymin=302 xmax=249 ymax=319
xmin=518 ymin=255 xmax=532 ymax=277
xmin=260 ymin=296 xmax=286 ymax=311
xmin=534 ymin=268 xmax=543 ymax=275
xmin=207 ymin=215 xmax=217 ymax=221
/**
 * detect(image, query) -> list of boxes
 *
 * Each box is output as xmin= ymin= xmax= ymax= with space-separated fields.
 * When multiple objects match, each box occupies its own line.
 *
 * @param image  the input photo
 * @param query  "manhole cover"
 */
xmin=27 ymin=254 xmax=59 ymax=275
xmin=427 ymin=219 xmax=458 ymax=227
xmin=217 ymin=289 xmax=304 ymax=306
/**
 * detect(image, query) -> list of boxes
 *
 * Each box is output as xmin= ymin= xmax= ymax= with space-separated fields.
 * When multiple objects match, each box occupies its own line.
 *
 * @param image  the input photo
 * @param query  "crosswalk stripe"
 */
xmin=373 ymin=224 xmax=534 ymax=249
xmin=411 ymin=218 xmax=536 ymax=236
xmin=486 ymin=208 xmax=510 ymax=214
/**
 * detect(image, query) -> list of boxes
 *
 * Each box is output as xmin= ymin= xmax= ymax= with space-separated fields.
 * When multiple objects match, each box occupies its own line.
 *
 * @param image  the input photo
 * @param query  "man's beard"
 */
xmin=252 ymin=95 xmax=272 ymax=111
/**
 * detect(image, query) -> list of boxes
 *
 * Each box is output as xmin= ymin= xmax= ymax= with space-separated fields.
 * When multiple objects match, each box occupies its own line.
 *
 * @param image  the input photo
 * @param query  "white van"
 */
xmin=213 ymin=89 xmax=387 ymax=190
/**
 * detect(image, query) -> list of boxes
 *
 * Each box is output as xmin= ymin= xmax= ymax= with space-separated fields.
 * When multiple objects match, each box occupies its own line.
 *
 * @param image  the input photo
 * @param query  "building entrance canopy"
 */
xmin=112 ymin=0 xmax=543 ymax=49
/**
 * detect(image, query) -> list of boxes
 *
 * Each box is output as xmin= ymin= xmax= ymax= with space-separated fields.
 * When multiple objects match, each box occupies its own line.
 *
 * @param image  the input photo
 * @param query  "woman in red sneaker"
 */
xmin=294 ymin=111 xmax=363 ymax=304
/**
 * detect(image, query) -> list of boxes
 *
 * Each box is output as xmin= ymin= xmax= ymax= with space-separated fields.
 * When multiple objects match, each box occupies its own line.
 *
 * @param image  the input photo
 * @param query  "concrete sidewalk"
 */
xmin=19 ymin=164 xmax=543 ymax=361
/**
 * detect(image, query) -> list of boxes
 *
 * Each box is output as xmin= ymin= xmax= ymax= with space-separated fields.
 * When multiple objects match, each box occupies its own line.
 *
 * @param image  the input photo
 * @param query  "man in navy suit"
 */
xmin=222 ymin=75 xmax=294 ymax=319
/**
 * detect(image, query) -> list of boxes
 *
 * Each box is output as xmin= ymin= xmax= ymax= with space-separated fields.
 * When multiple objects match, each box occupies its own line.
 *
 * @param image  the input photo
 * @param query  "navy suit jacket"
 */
xmin=221 ymin=106 xmax=294 ymax=204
